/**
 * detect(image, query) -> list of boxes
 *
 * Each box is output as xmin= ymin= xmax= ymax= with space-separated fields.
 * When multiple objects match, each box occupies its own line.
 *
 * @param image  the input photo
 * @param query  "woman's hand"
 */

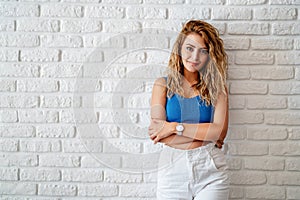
xmin=148 ymin=119 xmax=175 ymax=144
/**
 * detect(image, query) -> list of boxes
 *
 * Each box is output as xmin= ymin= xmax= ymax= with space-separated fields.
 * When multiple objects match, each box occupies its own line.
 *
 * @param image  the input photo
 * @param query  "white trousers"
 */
xmin=157 ymin=143 xmax=229 ymax=200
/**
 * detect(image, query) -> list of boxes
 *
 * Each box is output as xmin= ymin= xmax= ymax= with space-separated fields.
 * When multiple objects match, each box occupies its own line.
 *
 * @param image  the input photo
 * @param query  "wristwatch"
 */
xmin=176 ymin=123 xmax=184 ymax=136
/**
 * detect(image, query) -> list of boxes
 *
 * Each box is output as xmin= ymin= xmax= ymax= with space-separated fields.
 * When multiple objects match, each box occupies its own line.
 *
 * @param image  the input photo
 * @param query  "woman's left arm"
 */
xmin=150 ymin=91 xmax=228 ymax=144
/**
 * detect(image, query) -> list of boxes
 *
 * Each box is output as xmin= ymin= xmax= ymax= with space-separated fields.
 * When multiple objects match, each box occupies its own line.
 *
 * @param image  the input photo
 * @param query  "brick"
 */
xmin=93 ymin=93 xmax=122 ymax=108
xmin=0 ymin=49 xmax=18 ymax=61
xmin=0 ymin=182 xmax=36 ymax=195
xmin=59 ymin=79 xmax=101 ymax=92
xmin=17 ymin=19 xmax=59 ymax=32
xmin=62 ymin=169 xmax=103 ymax=182
xmin=227 ymin=67 xmax=250 ymax=80
xmin=286 ymin=158 xmax=300 ymax=171
xmin=0 ymin=95 xmax=39 ymax=108
xmin=78 ymin=184 xmax=118 ymax=197
xmin=212 ymin=8 xmax=251 ymax=20
xmin=41 ymin=95 xmax=81 ymax=108
xmin=63 ymin=139 xmax=102 ymax=153
xmin=252 ymin=38 xmax=293 ymax=50
xmin=0 ymin=167 xmax=18 ymax=180
xmin=270 ymin=82 xmax=300 ymax=95
xmin=224 ymin=38 xmax=250 ymax=50
xmin=270 ymin=142 xmax=300 ymax=156
xmin=18 ymin=110 xmax=59 ymax=123
xmin=289 ymin=96 xmax=300 ymax=109
xmin=78 ymin=124 xmax=119 ymax=138
xmin=39 ymin=155 xmax=80 ymax=167
xmin=251 ymin=66 xmax=294 ymax=80
xmin=277 ymin=52 xmax=300 ymax=65
xmin=122 ymin=153 xmax=160 ymax=170
xmin=235 ymin=52 xmax=274 ymax=65
xmin=84 ymin=34 xmax=126 ymax=48
xmin=294 ymin=67 xmax=300 ymax=80
xmin=127 ymin=34 xmax=168 ymax=49
xmin=41 ymin=4 xmax=83 ymax=17
xmin=41 ymin=35 xmax=83 ymax=48
xmin=20 ymin=139 xmax=61 ymax=152
xmin=0 ymin=63 xmax=40 ymax=77
xmin=61 ymin=49 xmax=103 ymax=62
xmin=125 ymin=64 xmax=165 ymax=78
xmin=229 ymin=186 xmax=244 ymax=198
xmin=230 ymin=82 xmax=267 ymax=94
xmin=41 ymin=63 xmax=82 ymax=78
xmin=169 ymin=7 xmax=210 ymax=19
xmin=99 ymin=110 xmax=138 ymax=124
xmin=287 ymin=188 xmax=300 ymax=200
xmin=244 ymin=157 xmax=284 ymax=170
xmin=145 ymin=0 xmax=184 ymax=3
xmin=0 ymin=34 xmax=39 ymax=47
xmin=0 ymin=20 xmax=15 ymax=31
xmin=268 ymin=172 xmax=300 ymax=185
xmin=143 ymin=20 xmax=184 ymax=34
xmin=61 ymin=20 xmax=101 ymax=33
xmin=0 ymin=4 xmax=39 ymax=17
xmin=17 ymin=79 xmax=59 ymax=92
xmin=295 ymin=38 xmax=300 ymax=50
xmin=0 ymin=110 xmax=18 ymax=123
xmin=0 ymin=139 xmax=18 ymax=151
xmin=0 ymin=153 xmax=38 ymax=167
xmin=270 ymin=0 xmax=300 ymax=4
xmin=0 ymin=79 xmax=16 ymax=92
xmin=227 ymin=157 xmax=242 ymax=170
xmin=247 ymin=127 xmax=288 ymax=140
xmin=38 ymin=184 xmax=76 ymax=196
xmin=247 ymin=96 xmax=287 ymax=109
xmin=104 ymin=21 xmax=142 ymax=33
xmin=103 ymin=0 xmax=141 ymax=3
xmin=229 ymin=171 xmax=267 ymax=185
xmin=230 ymin=110 xmax=264 ymax=124
xmin=101 ymin=79 xmax=144 ymax=93
xmin=272 ymin=22 xmax=300 ymax=35
xmin=228 ymin=23 xmax=269 ymax=35
xmin=0 ymin=125 xmax=35 ymax=138
xmin=228 ymin=142 xmax=268 ymax=155
xmin=60 ymin=109 xmax=98 ymax=123
xmin=245 ymin=187 xmax=285 ymax=199
xmin=229 ymin=95 xmax=246 ymax=109
xmin=266 ymin=111 xmax=300 ymax=125
xmin=289 ymin=128 xmax=300 ymax=140
xmin=127 ymin=7 xmax=166 ymax=19
xmin=20 ymin=49 xmax=60 ymax=62
xmin=190 ymin=0 xmax=225 ymax=4
xmin=123 ymin=93 xmax=151 ymax=109
xmin=106 ymin=50 xmax=146 ymax=64
xmin=86 ymin=6 xmax=124 ymax=18
xmin=83 ymin=63 xmax=126 ymax=78
xmin=20 ymin=168 xmax=61 ymax=181
xmin=81 ymin=154 xmax=121 ymax=168
xmin=103 ymin=139 xmax=141 ymax=153
xmin=104 ymin=169 xmax=142 ymax=183
xmin=36 ymin=125 xmax=75 ymax=138
xmin=227 ymin=126 xmax=247 ymax=140
xmin=228 ymin=0 xmax=267 ymax=4
xmin=255 ymin=8 xmax=297 ymax=20
xmin=119 ymin=184 xmax=156 ymax=197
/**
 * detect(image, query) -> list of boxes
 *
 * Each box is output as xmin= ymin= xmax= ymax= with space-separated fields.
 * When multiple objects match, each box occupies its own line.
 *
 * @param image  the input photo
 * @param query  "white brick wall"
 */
xmin=0 ymin=1 xmax=299 ymax=199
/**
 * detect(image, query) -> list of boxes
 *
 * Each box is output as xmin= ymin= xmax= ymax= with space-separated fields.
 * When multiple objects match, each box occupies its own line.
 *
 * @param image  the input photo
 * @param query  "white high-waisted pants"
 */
xmin=157 ymin=143 xmax=229 ymax=200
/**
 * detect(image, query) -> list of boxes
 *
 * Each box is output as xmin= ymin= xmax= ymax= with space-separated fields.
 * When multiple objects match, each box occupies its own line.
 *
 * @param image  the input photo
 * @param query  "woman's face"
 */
xmin=181 ymin=32 xmax=209 ymax=73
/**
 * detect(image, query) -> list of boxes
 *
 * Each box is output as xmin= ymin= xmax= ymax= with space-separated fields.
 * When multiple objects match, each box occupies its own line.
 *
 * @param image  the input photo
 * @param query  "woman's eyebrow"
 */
xmin=186 ymin=43 xmax=208 ymax=49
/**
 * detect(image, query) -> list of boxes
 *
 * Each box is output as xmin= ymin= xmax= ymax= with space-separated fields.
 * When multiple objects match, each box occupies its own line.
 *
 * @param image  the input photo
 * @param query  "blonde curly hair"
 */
xmin=167 ymin=20 xmax=228 ymax=106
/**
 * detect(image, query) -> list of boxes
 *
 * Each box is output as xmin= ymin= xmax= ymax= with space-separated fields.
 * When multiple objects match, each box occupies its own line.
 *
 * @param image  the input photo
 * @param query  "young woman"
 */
xmin=148 ymin=20 xmax=229 ymax=199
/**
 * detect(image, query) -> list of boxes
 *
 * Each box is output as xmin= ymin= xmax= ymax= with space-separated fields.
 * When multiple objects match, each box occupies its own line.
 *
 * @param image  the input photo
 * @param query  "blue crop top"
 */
xmin=164 ymin=77 xmax=214 ymax=123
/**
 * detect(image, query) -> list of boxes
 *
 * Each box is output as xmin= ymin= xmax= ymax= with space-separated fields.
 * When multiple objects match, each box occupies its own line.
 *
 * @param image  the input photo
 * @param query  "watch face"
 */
xmin=176 ymin=124 xmax=184 ymax=132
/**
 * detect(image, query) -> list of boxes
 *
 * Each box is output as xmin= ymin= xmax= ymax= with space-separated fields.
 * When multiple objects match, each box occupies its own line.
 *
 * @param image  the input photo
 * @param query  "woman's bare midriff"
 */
xmin=166 ymin=140 xmax=212 ymax=150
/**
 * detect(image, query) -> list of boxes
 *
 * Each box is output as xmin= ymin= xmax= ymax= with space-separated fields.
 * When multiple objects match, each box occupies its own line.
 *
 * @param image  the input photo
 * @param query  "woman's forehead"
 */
xmin=183 ymin=33 xmax=207 ymax=48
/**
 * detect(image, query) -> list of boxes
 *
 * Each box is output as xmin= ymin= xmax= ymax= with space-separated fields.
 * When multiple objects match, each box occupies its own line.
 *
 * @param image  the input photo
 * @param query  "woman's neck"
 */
xmin=183 ymin=68 xmax=199 ymax=86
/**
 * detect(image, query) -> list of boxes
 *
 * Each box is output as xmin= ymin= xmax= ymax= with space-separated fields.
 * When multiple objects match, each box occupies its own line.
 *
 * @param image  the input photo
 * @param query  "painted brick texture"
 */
xmin=0 ymin=1 xmax=299 ymax=199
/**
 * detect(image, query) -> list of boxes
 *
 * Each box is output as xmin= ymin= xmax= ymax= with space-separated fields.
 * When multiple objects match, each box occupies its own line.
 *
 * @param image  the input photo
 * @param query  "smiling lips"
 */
xmin=188 ymin=61 xmax=200 ymax=66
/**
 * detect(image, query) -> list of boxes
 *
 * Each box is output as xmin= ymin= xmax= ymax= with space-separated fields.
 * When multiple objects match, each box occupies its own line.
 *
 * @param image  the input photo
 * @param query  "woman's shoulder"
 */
xmin=154 ymin=76 xmax=167 ymax=86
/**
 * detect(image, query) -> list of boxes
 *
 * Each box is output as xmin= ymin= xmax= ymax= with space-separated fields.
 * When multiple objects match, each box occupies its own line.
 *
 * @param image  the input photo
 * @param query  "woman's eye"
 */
xmin=186 ymin=47 xmax=193 ymax=52
xmin=200 ymin=49 xmax=208 ymax=55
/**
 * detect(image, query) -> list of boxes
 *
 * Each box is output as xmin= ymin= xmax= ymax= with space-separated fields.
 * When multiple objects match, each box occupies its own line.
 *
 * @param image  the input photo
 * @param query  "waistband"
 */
xmin=162 ymin=142 xmax=217 ymax=154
